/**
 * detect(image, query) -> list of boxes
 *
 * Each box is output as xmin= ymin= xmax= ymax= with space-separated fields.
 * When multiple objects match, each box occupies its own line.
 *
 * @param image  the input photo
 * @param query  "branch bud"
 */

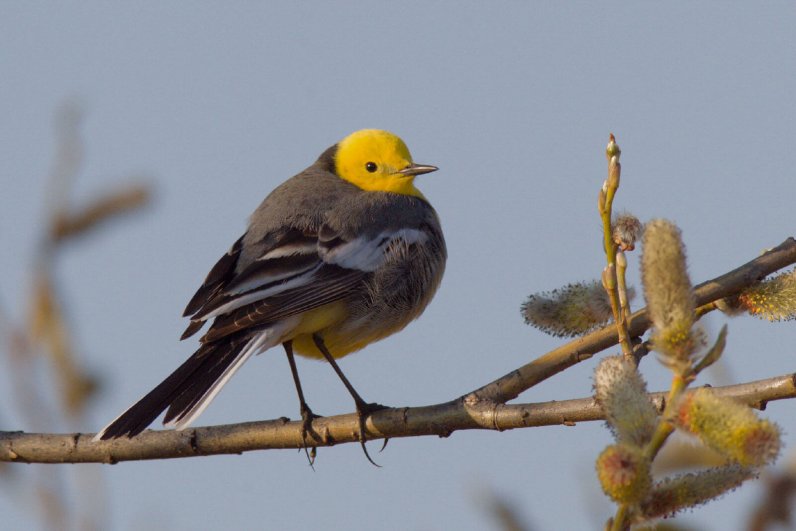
xmin=607 ymin=157 xmax=621 ymax=191
xmin=612 ymin=213 xmax=643 ymax=252
xmin=606 ymin=133 xmax=621 ymax=161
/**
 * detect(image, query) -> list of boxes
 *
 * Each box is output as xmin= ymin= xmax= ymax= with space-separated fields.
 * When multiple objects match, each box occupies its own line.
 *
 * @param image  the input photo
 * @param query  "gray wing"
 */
xmin=181 ymin=224 xmax=430 ymax=343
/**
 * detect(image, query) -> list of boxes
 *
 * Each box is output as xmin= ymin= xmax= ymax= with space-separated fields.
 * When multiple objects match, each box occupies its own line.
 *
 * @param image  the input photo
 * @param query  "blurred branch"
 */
xmin=26 ymin=102 xmax=152 ymax=417
xmin=0 ymin=373 xmax=793 ymax=464
xmin=747 ymin=463 xmax=796 ymax=531
xmin=50 ymin=184 xmax=151 ymax=243
xmin=28 ymin=272 xmax=99 ymax=416
xmin=31 ymin=183 xmax=151 ymax=416
xmin=0 ymin=101 xmax=149 ymax=529
xmin=480 ymin=489 xmax=533 ymax=531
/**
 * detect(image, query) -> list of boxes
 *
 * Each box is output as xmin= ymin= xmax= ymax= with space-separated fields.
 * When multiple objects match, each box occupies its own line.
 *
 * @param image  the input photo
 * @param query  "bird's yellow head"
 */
xmin=334 ymin=129 xmax=437 ymax=198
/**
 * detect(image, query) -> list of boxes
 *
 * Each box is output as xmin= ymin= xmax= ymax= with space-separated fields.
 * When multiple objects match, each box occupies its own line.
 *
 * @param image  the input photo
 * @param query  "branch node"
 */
xmin=189 ymin=430 xmax=199 ymax=453
xmin=493 ymin=403 xmax=505 ymax=432
xmin=321 ymin=425 xmax=335 ymax=446
xmin=463 ymin=393 xmax=480 ymax=406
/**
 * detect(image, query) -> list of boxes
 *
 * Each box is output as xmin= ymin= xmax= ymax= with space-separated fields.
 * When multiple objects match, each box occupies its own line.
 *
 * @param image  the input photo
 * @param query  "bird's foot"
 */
xmin=355 ymin=401 xmax=388 ymax=467
xmin=299 ymin=402 xmax=322 ymax=466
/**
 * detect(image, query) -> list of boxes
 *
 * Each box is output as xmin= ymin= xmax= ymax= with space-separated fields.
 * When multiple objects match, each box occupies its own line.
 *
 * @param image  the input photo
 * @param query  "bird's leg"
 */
xmin=283 ymin=340 xmax=320 ymax=464
xmin=312 ymin=333 xmax=387 ymax=466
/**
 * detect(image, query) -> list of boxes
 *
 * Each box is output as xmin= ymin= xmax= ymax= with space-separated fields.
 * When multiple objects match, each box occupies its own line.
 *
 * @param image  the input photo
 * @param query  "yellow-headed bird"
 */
xmin=95 ymin=129 xmax=446 ymax=455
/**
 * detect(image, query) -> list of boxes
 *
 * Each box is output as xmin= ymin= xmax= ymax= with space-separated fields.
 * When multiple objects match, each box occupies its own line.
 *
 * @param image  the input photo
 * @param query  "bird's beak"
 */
xmin=398 ymin=163 xmax=439 ymax=176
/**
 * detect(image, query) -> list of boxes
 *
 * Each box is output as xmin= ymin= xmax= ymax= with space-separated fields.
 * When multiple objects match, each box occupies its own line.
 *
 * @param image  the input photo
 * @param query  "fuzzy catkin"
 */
xmin=596 ymin=444 xmax=651 ymax=504
xmin=637 ymin=465 xmax=754 ymax=520
xmin=521 ymin=280 xmax=629 ymax=337
xmin=640 ymin=219 xmax=696 ymax=360
xmin=593 ymin=356 xmax=658 ymax=447
xmin=673 ymin=388 xmax=780 ymax=467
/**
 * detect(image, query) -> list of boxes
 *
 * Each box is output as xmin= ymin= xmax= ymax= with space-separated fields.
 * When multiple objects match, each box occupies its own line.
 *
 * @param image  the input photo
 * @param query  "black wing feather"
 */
xmin=182 ymin=235 xmax=245 ymax=317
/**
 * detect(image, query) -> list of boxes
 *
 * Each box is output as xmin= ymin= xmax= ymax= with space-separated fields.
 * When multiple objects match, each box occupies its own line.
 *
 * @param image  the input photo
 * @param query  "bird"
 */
xmin=94 ymin=129 xmax=447 ymax=459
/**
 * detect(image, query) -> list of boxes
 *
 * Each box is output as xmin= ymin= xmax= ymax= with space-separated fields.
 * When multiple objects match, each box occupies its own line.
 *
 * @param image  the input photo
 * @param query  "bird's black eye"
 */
xmin=365 ymin=162 xmax=378 ymax=173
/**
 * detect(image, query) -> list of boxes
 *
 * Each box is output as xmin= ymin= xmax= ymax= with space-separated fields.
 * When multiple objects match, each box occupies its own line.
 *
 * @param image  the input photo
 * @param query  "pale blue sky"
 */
xmin=2 ymin=3 xmax=795 ymax=530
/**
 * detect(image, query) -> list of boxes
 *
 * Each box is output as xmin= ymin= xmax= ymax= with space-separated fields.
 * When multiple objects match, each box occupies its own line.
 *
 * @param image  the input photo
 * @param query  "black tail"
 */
xmin=95 ymin=337 xmax=247 ymax=440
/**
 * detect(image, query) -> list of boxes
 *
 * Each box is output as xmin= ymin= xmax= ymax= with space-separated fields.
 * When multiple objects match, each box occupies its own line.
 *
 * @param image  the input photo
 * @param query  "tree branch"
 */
xmin=1 ymin=238 xmax=794 ymax=464
xmin=470 ymin=237 xmax=796 ymax=403
xmin=1 ymin=374 xmax=793 ymax=464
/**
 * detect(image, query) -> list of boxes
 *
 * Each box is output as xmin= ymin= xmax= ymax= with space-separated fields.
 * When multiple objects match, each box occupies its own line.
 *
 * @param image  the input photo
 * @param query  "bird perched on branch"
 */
xmin=95 ymin=129 xmax=446 ymax=460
